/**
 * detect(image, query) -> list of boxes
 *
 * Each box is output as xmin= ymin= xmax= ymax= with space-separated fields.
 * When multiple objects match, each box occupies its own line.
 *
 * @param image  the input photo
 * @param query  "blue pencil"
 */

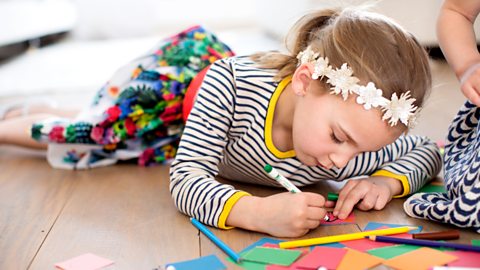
xmin=190 ymin=217 xmax=242 ymax=263
xmin=368 ymin=235 xmax=480 ymax=253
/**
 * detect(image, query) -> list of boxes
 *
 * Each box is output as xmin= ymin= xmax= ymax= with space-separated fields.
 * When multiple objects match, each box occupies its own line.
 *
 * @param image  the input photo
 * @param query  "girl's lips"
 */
xmin=318 ymin=162 xmax=328 ymax=169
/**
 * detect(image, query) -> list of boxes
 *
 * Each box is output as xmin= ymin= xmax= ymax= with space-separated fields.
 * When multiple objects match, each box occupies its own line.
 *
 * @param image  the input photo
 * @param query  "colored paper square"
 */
xmin=227 ymin=238 xmax=282 ymax=270
xmin=311 ymin=242 xmax=346 ymax=249
xmin=472 ymin=239 xmax=480 ymax=246
xmin=295 ymin=246 xmax=347 ymax=270
xmin=262 ymin=246 xmax=309 ymax=270
xmin=227 ymin=258 xmax=266 ymax=270
xmin=241 ymin=247 xmax=302 ymax=266
xmin=165 ymin=255 xmax=226 ymax=270
xmin=383 ymin=247 xmax=458 ymax=270
xmin=341 ymin=232 xmax=412 ymax=252
xmin=55 ymin=253 xmax=114 ymax=270
xmin=363 ymin=222 xmax=422 ymax=234
xmin=320 ymin=212 xmax=355 ymax=226
xmin=367 ymin=244 xmax=421 ymax=259
xmin=336 ymin=248 xmax=384 ymax=270
xmin=417 ymin=183 xmax=446 ymax=193
xmin=243 ymin=238 xmax=283 ymax=253
xmin=341 ymin=238 xmax=393 ymax=252
xmin=446 ymin=250 xmax=480 ymax=268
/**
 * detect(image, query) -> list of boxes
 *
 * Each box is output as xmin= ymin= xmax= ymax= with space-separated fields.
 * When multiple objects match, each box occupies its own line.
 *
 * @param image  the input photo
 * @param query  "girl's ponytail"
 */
xmin=251 ymin=9 xmax=339 ymax=80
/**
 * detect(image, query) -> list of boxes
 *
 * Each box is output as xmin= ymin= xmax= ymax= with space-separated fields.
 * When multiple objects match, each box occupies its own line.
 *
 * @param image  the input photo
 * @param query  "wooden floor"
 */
xmin=0 ymin=146 xmax=478 ymax=270
xmin=1 ymin=60 xmax=479 ymax=269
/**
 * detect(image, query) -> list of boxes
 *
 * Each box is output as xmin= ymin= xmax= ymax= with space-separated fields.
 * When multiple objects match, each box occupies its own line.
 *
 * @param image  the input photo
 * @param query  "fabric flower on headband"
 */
xmin=297 ymin=46 xmax=418 ymax=127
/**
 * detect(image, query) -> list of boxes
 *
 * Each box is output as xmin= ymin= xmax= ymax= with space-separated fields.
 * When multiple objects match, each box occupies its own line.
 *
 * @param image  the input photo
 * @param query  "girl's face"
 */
xmin=291 ymin=77 xmax=404 ymax=170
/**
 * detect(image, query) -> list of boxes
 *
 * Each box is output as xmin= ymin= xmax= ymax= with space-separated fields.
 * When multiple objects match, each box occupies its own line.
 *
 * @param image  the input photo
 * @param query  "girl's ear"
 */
xmin=291 ymin=63 xmax=314 ymax=96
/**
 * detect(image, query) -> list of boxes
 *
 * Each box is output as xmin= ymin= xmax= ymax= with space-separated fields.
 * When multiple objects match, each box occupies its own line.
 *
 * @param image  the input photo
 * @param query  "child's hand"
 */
xmin=329 ymin=176 xmax=402 ymax=219
xmin=255 ymin=192 xmax=327 ymax=237
xmin=460 ymin=64 xmax=480 ymax=107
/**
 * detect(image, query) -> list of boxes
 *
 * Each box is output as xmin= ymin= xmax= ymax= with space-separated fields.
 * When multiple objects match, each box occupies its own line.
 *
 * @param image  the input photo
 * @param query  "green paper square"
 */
xmin=472 ymin=239 xmax=480 ymax=246
xmin=417 ymin=183 xmax=446 ymax=193
xmin=367 ymin=244 xmax=421 ymax=259
xmin=241 ymin=247 xmax=302 ymax=266
xmin=226 ymin=257 xmax=266 ymax=270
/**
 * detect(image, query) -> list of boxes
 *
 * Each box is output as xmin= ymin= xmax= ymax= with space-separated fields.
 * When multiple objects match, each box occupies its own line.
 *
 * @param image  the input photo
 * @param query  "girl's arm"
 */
xmin=331 ymin=135 xmax=442 ymax=219
xmin=170 ymin=58 xmax=250 ymax=229
xmin=336 ymin=135 xmax=442 ymax=197
xmin=437 ymin=0 xmax=480 ymax=78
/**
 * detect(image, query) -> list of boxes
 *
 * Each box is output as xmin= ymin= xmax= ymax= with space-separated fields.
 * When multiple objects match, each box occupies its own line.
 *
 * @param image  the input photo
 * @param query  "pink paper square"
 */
xmin=55 ymin=253 xmax=114 ymax=270
xmin=295 ymin=246 xmax=347 ymax=269
xmin=446 ymin=250 xmax=480 ymax=268
xmin=320 ymin=212 xmax=355 ymax=226
xmin=341 ymin=227 xmax=412 ymax=252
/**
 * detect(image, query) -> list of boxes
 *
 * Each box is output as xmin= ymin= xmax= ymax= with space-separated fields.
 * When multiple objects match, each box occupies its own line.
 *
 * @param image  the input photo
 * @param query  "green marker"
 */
xmin=327 ymin=192 xmax=339 ymax=201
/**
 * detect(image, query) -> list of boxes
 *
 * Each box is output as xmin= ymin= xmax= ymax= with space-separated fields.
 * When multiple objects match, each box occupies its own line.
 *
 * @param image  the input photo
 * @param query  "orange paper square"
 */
xmin=337 ymin=248 xmax=384 ymax=270
xmin=383 ymin=247 xmax=458 ymax=270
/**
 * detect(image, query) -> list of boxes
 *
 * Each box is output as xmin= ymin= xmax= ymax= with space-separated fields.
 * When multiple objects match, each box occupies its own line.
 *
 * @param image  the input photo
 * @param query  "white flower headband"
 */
xmin=297 ymin=46 xmax=418 ymax=127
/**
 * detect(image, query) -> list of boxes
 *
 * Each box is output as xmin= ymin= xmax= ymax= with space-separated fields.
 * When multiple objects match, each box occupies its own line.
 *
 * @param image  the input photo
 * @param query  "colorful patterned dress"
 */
xmin=404 ymin=101 xmax=480 ymax=233
xmin=31 ymin=26 xmax=234 ymax=169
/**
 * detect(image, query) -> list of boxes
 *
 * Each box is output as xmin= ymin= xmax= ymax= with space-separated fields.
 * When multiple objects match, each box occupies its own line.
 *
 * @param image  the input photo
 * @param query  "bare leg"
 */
xmin=3 ymin=105 xmax=79 ymax=120
xmin=0 ymin=114 xmax=62 ymax=150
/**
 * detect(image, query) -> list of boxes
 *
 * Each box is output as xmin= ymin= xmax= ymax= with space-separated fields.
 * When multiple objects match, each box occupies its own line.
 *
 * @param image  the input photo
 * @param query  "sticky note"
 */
xmin=446 ymin=250 xmax=480 ymax=268
xmin=165 ymin=254 xmax=226 ymax=270
xmin=295 ymin=246 xmax=347 ymax=269
xmin=336 ymin=248 xmax=384 ymax=270
xmin=241 ymin=247 xmax=302 ymax=266
xmin=367 ymin=244 xmax=421 ymax=259
xmin=55 ymin=253 xmax=114 ymax=270
xmin=472 ymin=239 xmax=480 ymax=246
xmin=383 ymin=247 xmax=458 ymax=270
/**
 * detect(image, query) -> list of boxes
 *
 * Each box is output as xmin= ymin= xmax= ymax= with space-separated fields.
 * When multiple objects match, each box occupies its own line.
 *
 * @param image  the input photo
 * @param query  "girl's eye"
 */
xmin=330 ymin=132 xmax=343 ymax=144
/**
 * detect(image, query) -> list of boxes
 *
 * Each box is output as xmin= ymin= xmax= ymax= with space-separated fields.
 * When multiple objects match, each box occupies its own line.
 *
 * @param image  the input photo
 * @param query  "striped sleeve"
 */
xmin=337 ymin=135 xmax=442 ymax=197
xmin=169 ymin=58 xmax=250 ymax=229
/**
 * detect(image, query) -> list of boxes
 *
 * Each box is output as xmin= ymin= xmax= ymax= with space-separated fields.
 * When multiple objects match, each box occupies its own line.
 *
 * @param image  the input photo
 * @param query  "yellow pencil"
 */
xmin=279 ymin=226 xmax=418 ymax=248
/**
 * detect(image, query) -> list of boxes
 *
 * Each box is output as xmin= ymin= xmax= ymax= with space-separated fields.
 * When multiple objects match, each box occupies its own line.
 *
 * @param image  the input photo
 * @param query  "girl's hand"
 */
xmin=255 ymin=192 xmax=327 ymax=237
xmin=460 ymin=63 xmax=480 ymax=107
xmin=327 ymin=176 xmax=402 ymax=219
xmin=250 ymin=192 xmax=327 ymax=237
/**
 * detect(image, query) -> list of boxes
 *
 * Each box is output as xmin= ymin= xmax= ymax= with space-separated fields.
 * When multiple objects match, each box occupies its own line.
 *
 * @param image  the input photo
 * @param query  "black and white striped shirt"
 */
xmin=170 ymin=56 xmax=442 ymax=229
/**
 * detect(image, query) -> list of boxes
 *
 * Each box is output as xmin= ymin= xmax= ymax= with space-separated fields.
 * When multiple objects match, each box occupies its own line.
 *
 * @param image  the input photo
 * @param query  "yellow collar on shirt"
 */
xmin=264 ymin=76 xmax=296 ymax=159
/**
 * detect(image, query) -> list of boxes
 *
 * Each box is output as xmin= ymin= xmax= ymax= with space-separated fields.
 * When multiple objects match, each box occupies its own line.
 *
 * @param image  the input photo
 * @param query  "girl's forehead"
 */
xmin=336 ymin=102 xmax=401 ymax=150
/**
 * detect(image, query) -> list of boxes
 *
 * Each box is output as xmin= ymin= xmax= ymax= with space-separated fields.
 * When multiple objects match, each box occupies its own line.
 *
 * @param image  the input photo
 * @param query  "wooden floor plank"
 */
xmin=28 ymin=165 xmax=199 ymax=270
xmin=0 ymin=147 xmax=77 ymax=270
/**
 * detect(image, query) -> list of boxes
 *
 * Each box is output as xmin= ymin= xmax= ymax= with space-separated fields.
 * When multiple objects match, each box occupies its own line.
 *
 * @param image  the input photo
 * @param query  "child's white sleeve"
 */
xmin=169 ymin=58 xmax=250 ymax=229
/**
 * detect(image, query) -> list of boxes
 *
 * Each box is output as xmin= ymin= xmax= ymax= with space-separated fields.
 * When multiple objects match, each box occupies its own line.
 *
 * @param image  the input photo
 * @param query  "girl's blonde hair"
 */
xmin=252 ymin=7 xmax=431 ymax=116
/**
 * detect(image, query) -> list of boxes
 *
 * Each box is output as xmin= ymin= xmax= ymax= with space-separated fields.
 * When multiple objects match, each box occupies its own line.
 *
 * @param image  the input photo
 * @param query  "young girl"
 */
xmin=404 ymin=0 xmax=480 ymax=233
xmin=170 ymin=8 xmax=442 ymax=237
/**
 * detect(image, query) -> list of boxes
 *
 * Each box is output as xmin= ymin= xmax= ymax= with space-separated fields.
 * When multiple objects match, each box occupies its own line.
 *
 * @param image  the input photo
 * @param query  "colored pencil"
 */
xmin=412 ymin=229 xmax=459 ymax=240
xmin=279 ymin=226 xmax=417 ymax=248
xmin=190 ymin=218 xmax=241 ymax=263
xmin=368 ymin=235 xmax=480 ymax=253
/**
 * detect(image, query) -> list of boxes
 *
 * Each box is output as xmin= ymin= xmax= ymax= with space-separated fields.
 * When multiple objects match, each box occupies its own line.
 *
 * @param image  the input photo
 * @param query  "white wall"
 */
xmin=70 ymin=0 xmax=257 ymax=40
